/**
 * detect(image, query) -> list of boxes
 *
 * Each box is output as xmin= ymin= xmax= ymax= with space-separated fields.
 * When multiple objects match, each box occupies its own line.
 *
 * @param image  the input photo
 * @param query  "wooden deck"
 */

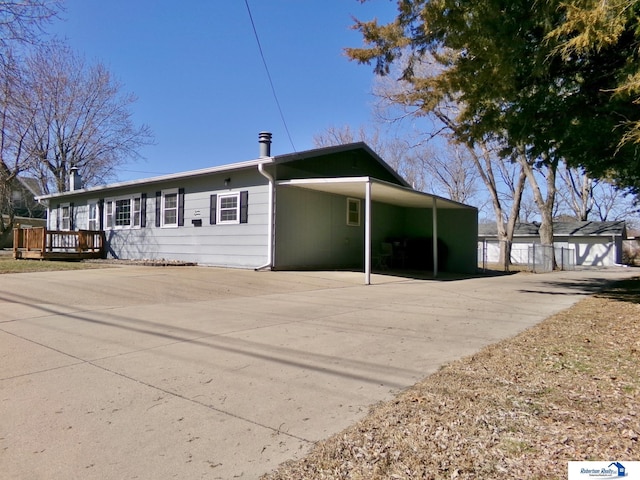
xmin=13 ymin=227 xmax=106 ymax=260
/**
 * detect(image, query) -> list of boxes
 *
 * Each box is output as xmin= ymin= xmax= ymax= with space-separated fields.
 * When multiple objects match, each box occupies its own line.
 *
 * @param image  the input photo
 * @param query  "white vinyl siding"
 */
xmin=105 ymin=182 xmax=268 ymax=268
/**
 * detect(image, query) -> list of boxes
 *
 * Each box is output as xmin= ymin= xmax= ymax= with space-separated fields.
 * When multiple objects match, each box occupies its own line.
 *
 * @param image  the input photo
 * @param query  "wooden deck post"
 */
xmin=99 ymin=231 xmax=106 ymax=258
xmin=12 ymin=228 xmax=18 ymax=259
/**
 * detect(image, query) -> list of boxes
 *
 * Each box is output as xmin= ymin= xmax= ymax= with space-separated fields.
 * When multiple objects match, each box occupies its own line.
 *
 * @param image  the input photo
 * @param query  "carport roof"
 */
xmin=276 ymin=176 xmax=476 ymax=210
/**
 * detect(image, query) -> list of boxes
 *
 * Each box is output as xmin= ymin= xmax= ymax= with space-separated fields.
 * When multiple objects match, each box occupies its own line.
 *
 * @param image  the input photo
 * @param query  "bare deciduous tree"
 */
xmin=556 ymin=164 xmax=593 ymax=221
xmin=0 ymin=0 xmax=62 ymax=245
xmin=421 ymin=141 xmax=480 ymax=205
xmin=0 ymin=52 xmax=39 ymax=245
xmin=313 ymin=124 xmax=427 ymax=191
xmin=372 ymin=59 xmax=527 ymax=270
xmin=555 ymin=164 xmax=640 ymax=224
xmin=0 ymin=0 xmax=61 ymax=55
xmin=22 ymin=44 xmax=153 ymax=193
xmin=0 ymin=0 xmax=62 ymax=50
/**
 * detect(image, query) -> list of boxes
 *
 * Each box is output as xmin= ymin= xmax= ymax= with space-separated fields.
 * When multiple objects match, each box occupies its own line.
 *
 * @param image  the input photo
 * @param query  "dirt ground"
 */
xmin=262 ymin=277 xmax=640 ymax=479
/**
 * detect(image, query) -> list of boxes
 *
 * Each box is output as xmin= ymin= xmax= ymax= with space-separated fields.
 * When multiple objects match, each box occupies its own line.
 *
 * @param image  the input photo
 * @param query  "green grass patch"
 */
xmin=0 ymin=255 xmax=108 ymax=274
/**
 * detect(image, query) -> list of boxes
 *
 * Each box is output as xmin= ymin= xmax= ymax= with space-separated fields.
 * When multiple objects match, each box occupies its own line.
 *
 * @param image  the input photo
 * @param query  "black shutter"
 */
xmin=70 ymin=202 xmax=75 ymax=230
xmin=178 ymin=188 xmax=185 ymax=226
xmin=140 ymin=193 xmax=147 ymax=228
xmin=240 ymin=191 xmax=248 ymax=224
xmin=99 ymin=200 xmax=104 ymax=230
xmin=155 ymin=191 xmax=161 ymax=227
xmin=56 ymin=204 xmax=60 ymax=230
xmin=210 ymin=194 xmax=217 ymax=225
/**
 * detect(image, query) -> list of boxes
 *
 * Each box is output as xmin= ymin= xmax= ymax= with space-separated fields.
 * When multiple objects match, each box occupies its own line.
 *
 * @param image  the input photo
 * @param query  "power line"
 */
xmin=244 ymin=0 xmax=296 ymax=153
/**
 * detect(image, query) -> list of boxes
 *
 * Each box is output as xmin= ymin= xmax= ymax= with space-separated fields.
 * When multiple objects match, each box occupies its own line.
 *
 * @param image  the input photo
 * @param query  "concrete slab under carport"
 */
xmin=276 ymin=177 xmax=478 ymax=282
xmin=0 ymin=264 xmax=637 ymax=479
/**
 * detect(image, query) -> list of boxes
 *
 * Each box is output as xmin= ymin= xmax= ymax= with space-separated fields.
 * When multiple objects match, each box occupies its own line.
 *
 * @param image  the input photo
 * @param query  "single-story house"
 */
xmin=478 ymin=221 xmax=628 ymax=267
xmin=35 ymin=133 xmax=478 ymax=283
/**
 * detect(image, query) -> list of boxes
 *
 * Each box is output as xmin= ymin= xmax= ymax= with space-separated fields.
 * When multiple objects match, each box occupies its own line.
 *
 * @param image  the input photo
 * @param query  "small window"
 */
xmin=60 ymin=203 xmax=71 ymax=230
xmin=347 ymin=198 xmax=360 ymax=226
xmin=161 ymin=189 xmax=178 ymax=227
xmin=106 ymin=201 xmax=114 ymax=228
xmin=88 ymin=200 xmax=98 ymax=230
xmin=218 ymin=192 xmax=240 ymax=224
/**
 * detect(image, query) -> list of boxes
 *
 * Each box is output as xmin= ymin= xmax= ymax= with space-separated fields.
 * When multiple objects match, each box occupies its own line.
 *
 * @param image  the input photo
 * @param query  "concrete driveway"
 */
xmin=1 ymin=265 xmax=636 ymax=479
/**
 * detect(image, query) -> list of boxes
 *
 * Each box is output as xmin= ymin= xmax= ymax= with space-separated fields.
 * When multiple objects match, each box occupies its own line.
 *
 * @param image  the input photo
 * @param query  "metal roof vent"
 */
xmin=259 ymin=131 xmax=272 ymax=158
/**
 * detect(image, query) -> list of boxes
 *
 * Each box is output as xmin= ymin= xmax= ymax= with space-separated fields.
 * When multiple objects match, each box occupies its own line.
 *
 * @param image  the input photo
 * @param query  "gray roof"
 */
xmin=35 ymin=142 xmax=408 ymax=201
xmin=479 ymin=221 xmax=627 ymax=238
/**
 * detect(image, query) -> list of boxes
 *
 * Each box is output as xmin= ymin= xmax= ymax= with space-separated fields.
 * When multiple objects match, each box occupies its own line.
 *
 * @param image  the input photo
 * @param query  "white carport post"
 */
xmin=433 ymin=197 xmax=438 ymax=277
xmin=364 ymin=179 xmax=372 ymax=285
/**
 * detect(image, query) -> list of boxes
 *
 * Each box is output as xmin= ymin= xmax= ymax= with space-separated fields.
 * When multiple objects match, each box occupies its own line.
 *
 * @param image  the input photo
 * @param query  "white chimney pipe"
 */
xmin=70 ymin=166 xmax=82 ymax=191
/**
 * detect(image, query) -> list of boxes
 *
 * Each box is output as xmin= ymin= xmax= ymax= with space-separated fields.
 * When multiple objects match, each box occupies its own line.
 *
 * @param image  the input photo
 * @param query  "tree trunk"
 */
xmin=473 ymin=144 xmax=526 ymax=271
xmin=502 ymin=166 xmax=527 ymax=270
xmin=0 ymin=208 xmax=15 ymax=249
xmin=519 ymin=153 xmax=558 ymax=270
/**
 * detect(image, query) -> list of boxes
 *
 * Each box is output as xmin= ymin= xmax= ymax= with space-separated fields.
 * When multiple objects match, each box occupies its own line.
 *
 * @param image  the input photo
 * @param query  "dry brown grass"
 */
xmin=0 ymin=254 xmax=109 ymax=274
xmin=263 ymin=278 xmax=640 ymax=480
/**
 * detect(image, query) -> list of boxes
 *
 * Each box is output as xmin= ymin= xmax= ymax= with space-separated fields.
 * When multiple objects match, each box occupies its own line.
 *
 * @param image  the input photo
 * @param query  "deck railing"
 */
xmin=13 ymin=227 xmax=106 ymax=259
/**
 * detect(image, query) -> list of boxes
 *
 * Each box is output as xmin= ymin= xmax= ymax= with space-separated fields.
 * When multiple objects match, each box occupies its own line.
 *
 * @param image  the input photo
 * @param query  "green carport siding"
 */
xmin=371 ymin=204 xmax=477 ymax=274
xmin=275 ymin=150 xmax=402 ymax=184
xmin=274 ymin=188 xmax=364 ymax=269
xmin=431 ymin=207 xmax=478 ymax=273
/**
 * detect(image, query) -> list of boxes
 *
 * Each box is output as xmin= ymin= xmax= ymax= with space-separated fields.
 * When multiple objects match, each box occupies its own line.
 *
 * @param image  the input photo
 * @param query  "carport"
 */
xmin=276 ymin=176 xmax=478 ymax=284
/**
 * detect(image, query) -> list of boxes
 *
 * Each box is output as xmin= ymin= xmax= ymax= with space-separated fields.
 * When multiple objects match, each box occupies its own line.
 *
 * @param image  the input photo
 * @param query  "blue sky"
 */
xmin=50 ymin=1 xmax=395 ymax=181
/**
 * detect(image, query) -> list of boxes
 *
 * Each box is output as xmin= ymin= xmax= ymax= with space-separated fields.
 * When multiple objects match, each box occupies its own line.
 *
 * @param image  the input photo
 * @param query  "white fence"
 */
xmin=478 ymin=240 xmax=576 ymax=272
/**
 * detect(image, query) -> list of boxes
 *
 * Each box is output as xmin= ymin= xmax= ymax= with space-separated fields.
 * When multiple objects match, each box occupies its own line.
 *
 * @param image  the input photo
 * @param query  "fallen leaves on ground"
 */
xmin=263 ymin=277 xmax=640 ymax=479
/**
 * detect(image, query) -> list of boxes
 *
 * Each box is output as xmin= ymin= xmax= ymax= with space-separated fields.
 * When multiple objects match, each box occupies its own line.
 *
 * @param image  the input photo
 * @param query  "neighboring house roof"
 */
xmin=479 ymin=221 xmax=627 ymax=238
xmin=17 ymin=176 xmax=44 ymax=198
xmin=9 ymin=176 xmax=46 ymax=218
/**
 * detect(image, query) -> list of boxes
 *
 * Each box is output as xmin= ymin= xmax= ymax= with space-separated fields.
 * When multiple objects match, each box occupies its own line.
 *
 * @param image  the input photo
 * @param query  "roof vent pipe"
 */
xmin=69 ymin=166 xmax=82 ymax=191
xmin=259 ymin=131 xmax=272 ymax=158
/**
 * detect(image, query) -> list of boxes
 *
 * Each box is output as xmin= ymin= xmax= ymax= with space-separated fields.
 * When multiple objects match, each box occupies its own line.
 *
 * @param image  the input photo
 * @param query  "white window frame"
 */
xmin=87 ymin=199 xmax=99 ymax=230
xmin=104 ymin=194 xmax=142 ymax=230
xmin=217 ymin=192 xmax=240 ymax=225
xmin=133 ymin=196 xmax=142 ymax=227
xmin=60 ymin=202 xmax=71 ymax=231
xmin=161 ymin=188 xmax=179 ymax=228
xmin=346 ymin=197 xmax=361 ymax=226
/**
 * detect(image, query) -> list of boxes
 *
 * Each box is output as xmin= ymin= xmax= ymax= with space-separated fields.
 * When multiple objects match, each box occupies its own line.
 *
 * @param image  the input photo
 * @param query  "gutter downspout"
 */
xmin=35 ymin=198 xmax=50 ymax=229
xmin=255 ymin=161 xmax=274 ymax=270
